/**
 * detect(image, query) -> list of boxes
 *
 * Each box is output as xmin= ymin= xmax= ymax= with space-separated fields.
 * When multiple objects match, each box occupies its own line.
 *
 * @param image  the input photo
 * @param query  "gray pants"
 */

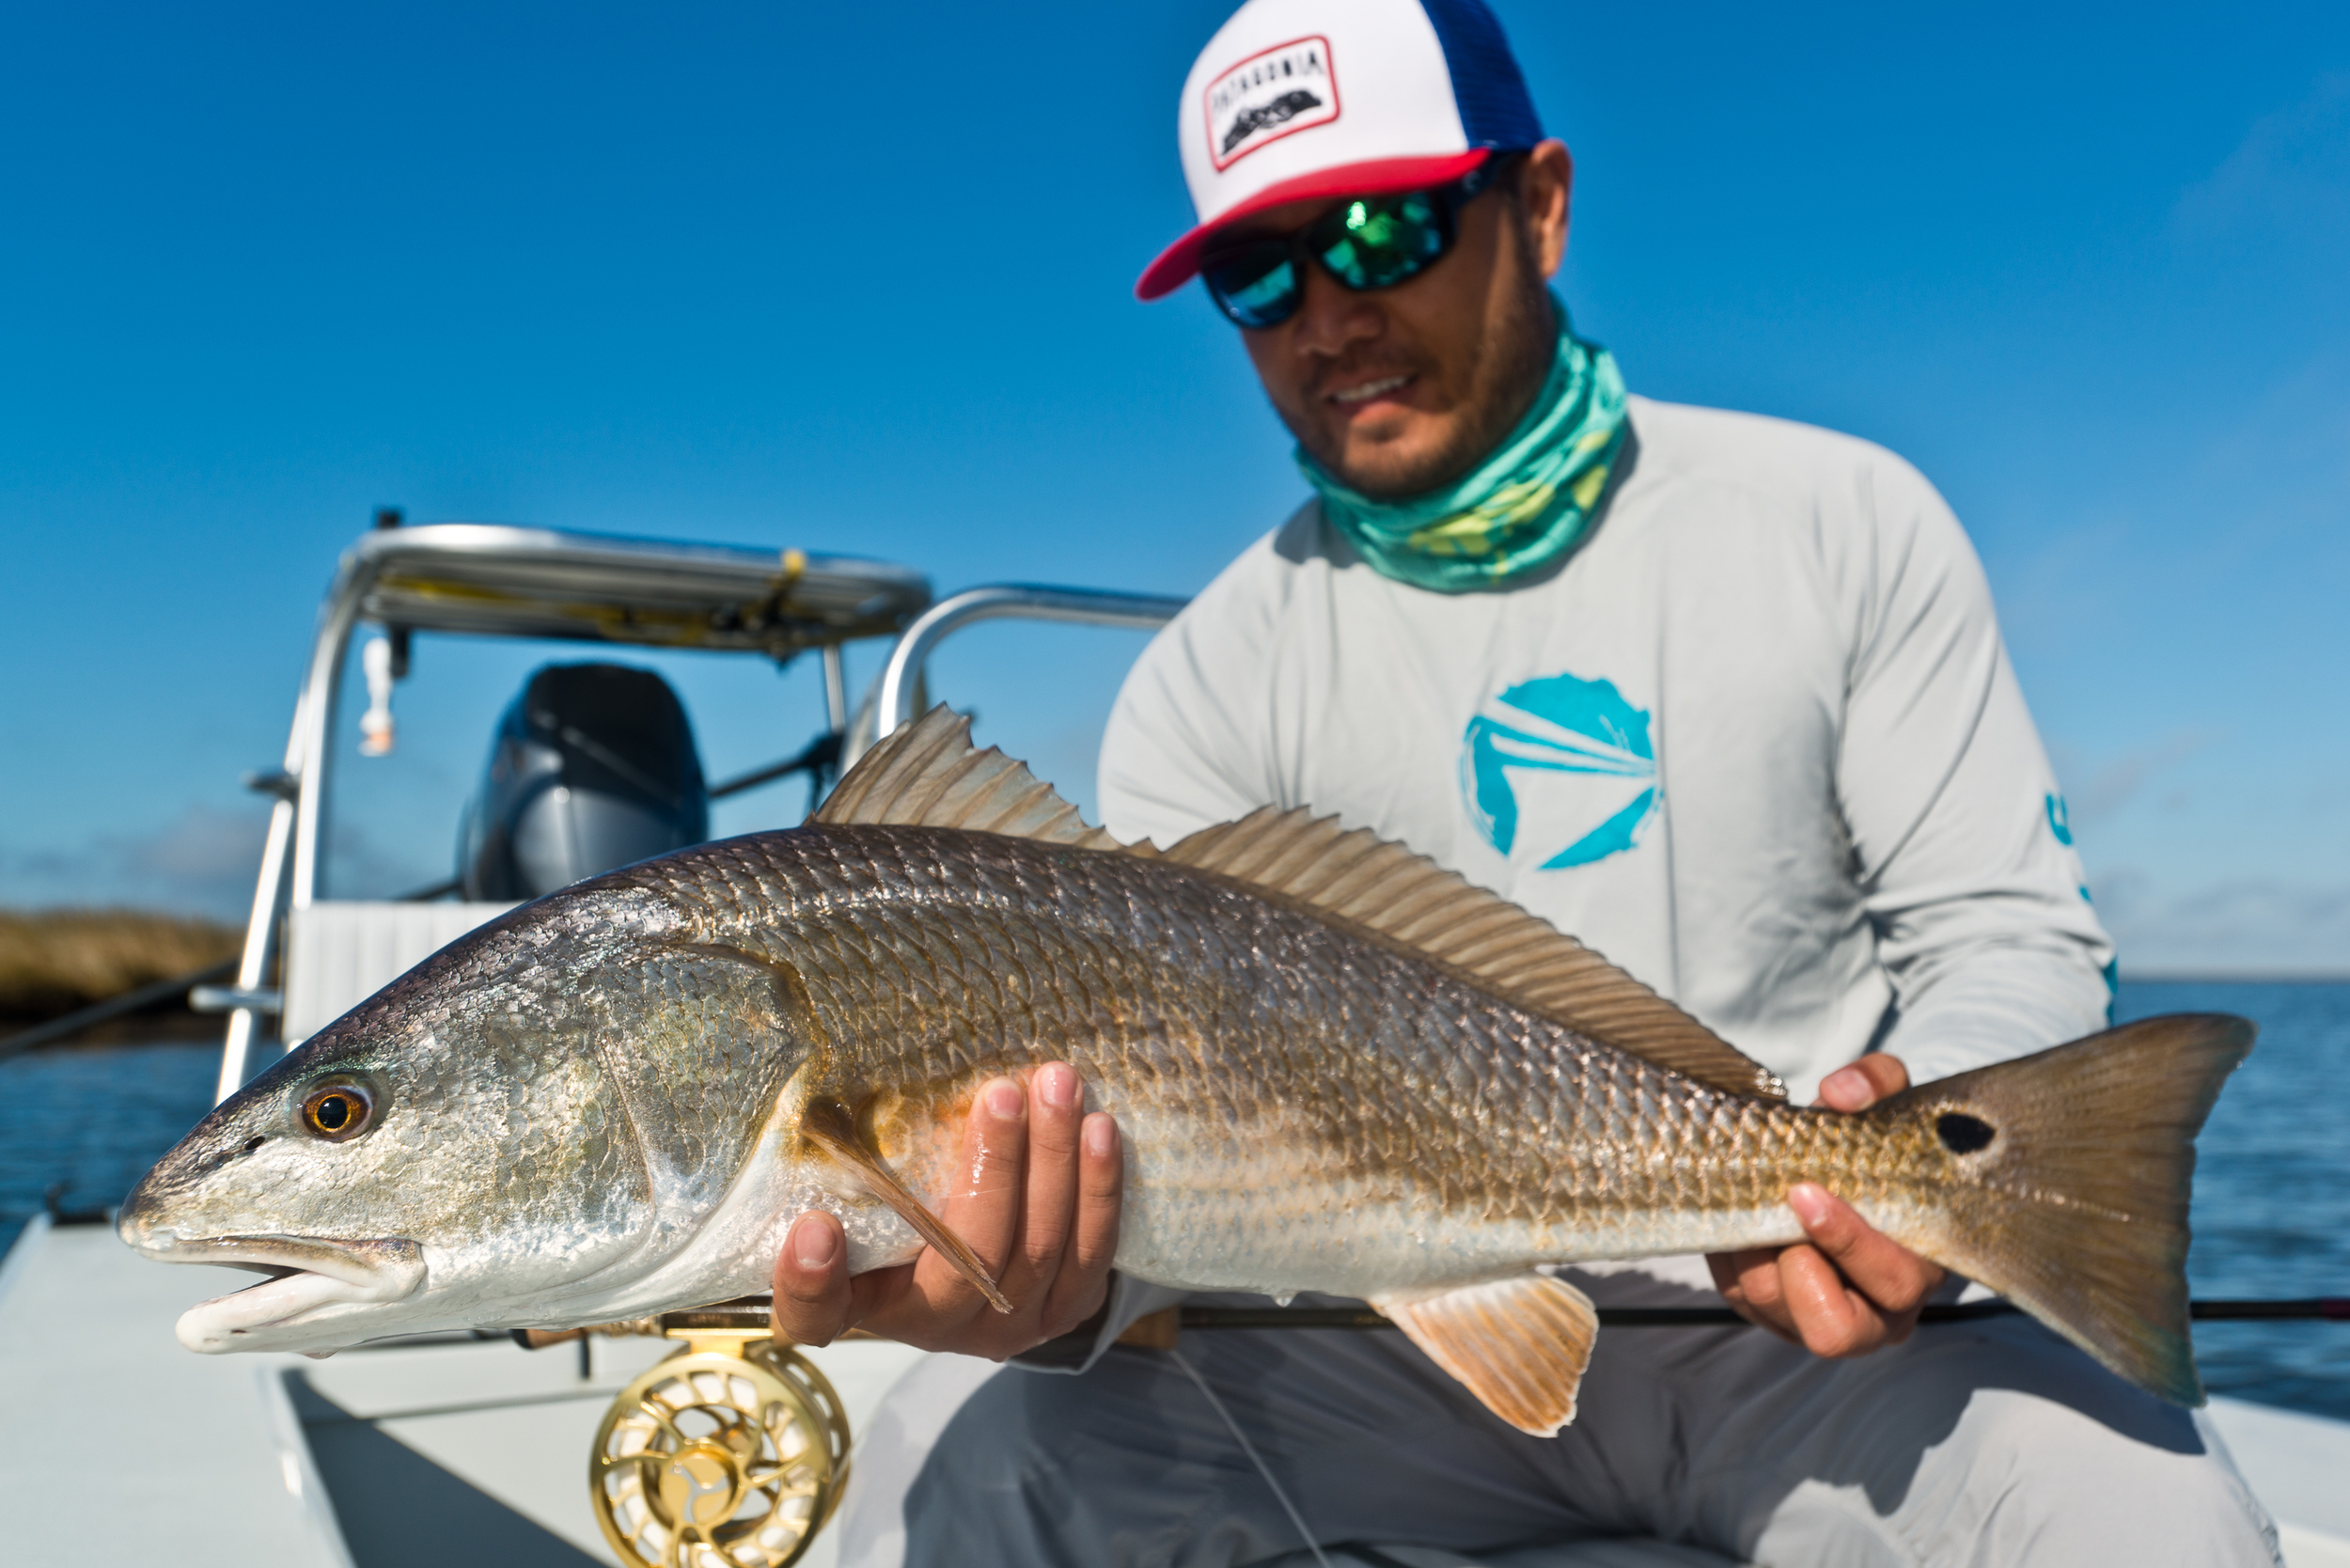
xmin=836 ymin=1276 xmax=2279 ymax=1568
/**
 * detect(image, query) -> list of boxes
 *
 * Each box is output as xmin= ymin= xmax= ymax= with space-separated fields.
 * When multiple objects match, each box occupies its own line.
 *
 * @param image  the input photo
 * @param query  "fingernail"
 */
xmin=1788 ymin=1184 xmax=1831 ymax=1229
xmin=791 ymin=1215 xmax=838 ymax=1270
xmin=1038 ymin=1063 xmax=1078 ymax=1111
xmin=985 ymin=1079 xmax=1025 ymax=1121
xmin=1083 ymin=1114 xmax=1117 ymax=1159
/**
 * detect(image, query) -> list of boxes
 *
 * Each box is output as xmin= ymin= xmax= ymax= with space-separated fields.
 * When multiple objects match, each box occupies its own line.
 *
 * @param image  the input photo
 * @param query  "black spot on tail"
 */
xmin=1937 ymin=1112 xmax=1997 ymax=1153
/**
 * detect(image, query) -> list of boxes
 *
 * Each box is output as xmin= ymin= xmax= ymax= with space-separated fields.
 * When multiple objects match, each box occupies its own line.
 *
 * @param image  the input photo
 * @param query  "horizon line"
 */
xmin=2123 ymin=970 xmax=2350 ymax=985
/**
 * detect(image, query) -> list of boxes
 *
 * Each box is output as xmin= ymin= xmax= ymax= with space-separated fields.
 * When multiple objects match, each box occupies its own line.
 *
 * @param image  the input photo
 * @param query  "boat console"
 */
xmin=458 ymin=662 xmax=712 ymax=902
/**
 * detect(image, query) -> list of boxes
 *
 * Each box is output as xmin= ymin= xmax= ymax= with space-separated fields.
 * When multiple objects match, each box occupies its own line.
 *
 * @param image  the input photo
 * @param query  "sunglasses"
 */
xmin=1199 ymin=160 xmax=1506 ymax=330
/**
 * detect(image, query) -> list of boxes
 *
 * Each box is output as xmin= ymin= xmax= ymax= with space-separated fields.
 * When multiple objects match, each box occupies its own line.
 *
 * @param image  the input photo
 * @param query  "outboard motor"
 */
xmin=459 ymin=662 xmax=710 ymax=900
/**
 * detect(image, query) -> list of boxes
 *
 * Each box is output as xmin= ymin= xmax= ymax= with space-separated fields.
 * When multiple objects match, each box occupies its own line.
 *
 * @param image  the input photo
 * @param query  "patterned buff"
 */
xmin=1300 ymin=294 xmax=1628 ymax=592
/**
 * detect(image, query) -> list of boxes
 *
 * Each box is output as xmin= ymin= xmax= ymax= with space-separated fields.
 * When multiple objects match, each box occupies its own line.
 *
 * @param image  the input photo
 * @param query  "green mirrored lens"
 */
xmin=1317 ymin=190 xmax=1449 ymax=290
xmin=1205 ymin=247 xmax=1300 ymax=327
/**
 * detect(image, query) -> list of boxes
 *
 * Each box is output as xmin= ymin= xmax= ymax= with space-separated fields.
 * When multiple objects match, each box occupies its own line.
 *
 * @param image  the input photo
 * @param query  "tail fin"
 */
xmin=1891 ymin=1012 xmax=2253 ymax=1405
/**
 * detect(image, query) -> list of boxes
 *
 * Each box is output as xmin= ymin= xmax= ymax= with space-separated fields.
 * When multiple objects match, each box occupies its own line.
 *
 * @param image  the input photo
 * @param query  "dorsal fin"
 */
xmin=815 ymin=705 xmax=1120 ymax=849
xmin=822 ymin=708 xmax=1782 ymax=1100
xmin=1162 ymin=808 xmax=1786 ymax=1100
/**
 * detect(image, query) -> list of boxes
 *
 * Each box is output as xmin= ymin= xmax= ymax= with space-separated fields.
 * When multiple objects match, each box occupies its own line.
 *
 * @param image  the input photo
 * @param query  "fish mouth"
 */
xmin=133 ymin=1232 xmax=428 ymax=1353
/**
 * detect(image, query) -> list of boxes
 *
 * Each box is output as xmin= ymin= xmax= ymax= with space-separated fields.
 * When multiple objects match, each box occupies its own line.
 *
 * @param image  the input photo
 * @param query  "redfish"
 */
xmin=119 ymin=708 xmax=2248 ymax=1435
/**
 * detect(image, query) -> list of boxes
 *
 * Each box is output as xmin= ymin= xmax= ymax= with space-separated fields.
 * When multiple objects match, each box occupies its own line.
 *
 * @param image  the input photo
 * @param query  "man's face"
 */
xmin=1233 ymin=141 xmax=1573 ymax=502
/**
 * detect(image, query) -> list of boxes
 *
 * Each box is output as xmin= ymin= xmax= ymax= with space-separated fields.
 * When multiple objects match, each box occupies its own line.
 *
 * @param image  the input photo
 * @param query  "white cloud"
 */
xmin=0 ymin=803 xmax=436 ymax=918
xmin=0 ymin=804 xmax=269 ymax=918
xmin=2095 ymin=869 xmax=2350 ymax=977
xmin=2066 ymin=729 xmax=2218 ymax=826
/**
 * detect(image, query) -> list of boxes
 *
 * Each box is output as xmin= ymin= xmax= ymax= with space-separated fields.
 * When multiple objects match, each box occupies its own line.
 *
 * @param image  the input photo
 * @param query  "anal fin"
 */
xmin=1372 ymin=1274 xmax=1598 ymax=1437
xmin=799 ymin=1099 xmax=1014 ymax=1314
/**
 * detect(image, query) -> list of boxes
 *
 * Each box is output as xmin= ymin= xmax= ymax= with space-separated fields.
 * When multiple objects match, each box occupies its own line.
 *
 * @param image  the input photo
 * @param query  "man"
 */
xmin=775 ymin=0 xmax=2280 ymax=1561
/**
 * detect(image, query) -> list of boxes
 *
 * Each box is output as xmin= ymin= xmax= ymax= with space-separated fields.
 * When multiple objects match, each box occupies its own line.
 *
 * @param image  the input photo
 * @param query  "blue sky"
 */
xmin=2 ymin=1 xmax=2344 ymax=974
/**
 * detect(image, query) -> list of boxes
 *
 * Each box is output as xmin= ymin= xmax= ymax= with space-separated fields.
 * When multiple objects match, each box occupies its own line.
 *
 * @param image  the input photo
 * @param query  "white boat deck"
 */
xmin=0 ymin=1215 xmax=928 ymax=1568
xmin=4 ymin=1216 xmax=2344 ymax=1566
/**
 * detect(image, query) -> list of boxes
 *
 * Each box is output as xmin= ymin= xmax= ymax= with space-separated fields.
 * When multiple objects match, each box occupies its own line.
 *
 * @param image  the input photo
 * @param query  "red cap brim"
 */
xmin=1135 ymin=149 xmax=1494 ymax=302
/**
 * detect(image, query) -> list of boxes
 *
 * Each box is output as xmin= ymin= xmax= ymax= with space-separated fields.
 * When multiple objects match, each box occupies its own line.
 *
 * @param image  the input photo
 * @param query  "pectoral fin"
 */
xmin=798 ymin=1098 xmax=1014 ymax=1314
xmin=1372 ymin=1274 xmax=1599 ymax=1437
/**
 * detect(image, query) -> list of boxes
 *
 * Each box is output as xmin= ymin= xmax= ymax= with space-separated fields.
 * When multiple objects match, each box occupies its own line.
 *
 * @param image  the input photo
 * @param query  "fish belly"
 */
xmin=1075 ymin=1102 xmax=1851 ymax=1300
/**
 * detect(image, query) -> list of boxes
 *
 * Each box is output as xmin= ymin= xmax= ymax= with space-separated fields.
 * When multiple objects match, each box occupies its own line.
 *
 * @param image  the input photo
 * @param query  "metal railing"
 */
xmin=863 ymin=585 xmax=1190 ymax=761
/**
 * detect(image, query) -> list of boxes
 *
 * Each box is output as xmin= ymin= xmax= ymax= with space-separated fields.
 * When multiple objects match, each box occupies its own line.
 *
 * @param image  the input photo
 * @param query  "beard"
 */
xmin=1283 ymin=240 xmax=1558 ymax=502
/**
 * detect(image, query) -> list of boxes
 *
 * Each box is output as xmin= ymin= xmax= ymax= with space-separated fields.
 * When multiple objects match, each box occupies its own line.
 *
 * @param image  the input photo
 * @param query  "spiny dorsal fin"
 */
xmin=824 ymin=710 xmax=1779 ymax=1100
xmin=815 ymin=705 xmax=1120 ymax=849
xmin=1162 ymin=808 xmax=1786 ymax=1100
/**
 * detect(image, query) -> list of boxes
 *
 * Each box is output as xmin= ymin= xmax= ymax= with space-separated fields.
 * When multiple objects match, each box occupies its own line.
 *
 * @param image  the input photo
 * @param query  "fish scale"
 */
xmin=622 ymin=825 xmax=1930 ymax=1280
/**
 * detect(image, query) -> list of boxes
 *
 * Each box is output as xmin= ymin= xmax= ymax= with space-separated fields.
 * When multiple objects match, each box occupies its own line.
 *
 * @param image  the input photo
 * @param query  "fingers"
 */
xmin=1712 ymin=1235 xmax=1904 ymax=1356
xmin=995 ymin=1065 xmax=1082 ymax=1312
xmin=1815 ymin=1052 xmax=1911 ymax=1112
xmin=1040 ymin=1112 xmax=1122 ymax=1337
xmin=1707 ymin=1246 xmax=1805 ymax=1345
xmin=1788 ymin=1183 xmax=1944 ymax=1318
xmin=910 ymin=1077 xmax=1029 ymax=1318
xmin=771 ymin=1211 xmax=856 ymax=1346
xmin=1778 ymin=1183 xmax=1946 ymax=1356
xmin=1708 ymin=1182 xmax=1949 ymax=1358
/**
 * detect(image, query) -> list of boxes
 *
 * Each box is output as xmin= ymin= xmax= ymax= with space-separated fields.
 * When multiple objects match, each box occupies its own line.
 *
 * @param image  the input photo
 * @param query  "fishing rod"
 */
xmin=1172 ymin=1300 xmax=2350 ymax=1330
xmin=0 ymin=956 xmax=238 ymax=1062
xmin=0 ymin=858 xmax=497 ymax=1062
xmin=682 ymin=1294 xmax=2345 ymax=1329
xmin=476 ymin=1294 xmax=2350 ymax=1356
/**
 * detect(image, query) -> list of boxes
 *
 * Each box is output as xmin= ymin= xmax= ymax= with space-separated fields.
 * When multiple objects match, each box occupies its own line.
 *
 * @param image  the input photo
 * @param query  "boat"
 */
xmin=2 ymin=519 xmax=2343 ymax=1567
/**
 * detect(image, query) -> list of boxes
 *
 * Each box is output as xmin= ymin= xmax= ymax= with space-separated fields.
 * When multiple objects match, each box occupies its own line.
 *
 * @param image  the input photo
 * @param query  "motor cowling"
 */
xmin=459 ymin=663 xmax=710 ymax=900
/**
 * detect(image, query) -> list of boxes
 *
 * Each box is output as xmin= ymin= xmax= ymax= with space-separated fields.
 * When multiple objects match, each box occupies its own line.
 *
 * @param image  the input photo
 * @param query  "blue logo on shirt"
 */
xmin=1461 ymin=671 xmax=1658 ymax=869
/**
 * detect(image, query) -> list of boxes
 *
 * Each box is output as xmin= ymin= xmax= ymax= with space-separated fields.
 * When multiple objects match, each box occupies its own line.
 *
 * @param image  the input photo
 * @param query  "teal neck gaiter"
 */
xmin=1299 ymin=293 xmax=1629 ymax=593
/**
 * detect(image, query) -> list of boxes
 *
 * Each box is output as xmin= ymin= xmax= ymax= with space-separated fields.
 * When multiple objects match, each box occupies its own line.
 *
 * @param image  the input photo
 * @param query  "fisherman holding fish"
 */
xmin=774 ymin=0 xmax=2280 ymax=1561
xmin=112 ymin=0 xmax=2276 ymax=1561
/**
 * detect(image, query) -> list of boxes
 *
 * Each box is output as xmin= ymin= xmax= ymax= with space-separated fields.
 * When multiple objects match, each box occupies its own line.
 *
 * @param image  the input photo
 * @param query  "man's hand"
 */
xmin=1707 ymin=1053 xmax=1946 ymax=1357
xmin=771 ymin=1062 xmax=1122 ymax=1360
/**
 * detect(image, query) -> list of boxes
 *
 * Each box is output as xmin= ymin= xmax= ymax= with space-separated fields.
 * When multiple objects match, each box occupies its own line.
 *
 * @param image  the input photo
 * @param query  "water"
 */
xmin=1 ymin=1040 xmax=218 ymax=1253
xmin=2120 ymin=981 xmax=2350 ymax=1420
xmin=5 ymin=984 xmax=2346 ymax=1419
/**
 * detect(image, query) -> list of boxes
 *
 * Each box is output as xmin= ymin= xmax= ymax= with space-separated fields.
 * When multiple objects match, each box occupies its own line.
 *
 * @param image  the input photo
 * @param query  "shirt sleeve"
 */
xmin=1832 ymin=456 xmax=2116 ymax=1086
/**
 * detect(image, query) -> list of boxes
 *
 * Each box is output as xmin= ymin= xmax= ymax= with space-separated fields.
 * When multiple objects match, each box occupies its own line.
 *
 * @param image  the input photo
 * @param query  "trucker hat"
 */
xmin=1136 ymin=0 xmax=1545 ymax=301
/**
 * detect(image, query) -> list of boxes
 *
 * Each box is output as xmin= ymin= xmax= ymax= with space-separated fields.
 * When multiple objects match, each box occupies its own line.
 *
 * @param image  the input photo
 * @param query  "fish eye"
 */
xmin=300 ymin=1078 xmax=379 ymax=1142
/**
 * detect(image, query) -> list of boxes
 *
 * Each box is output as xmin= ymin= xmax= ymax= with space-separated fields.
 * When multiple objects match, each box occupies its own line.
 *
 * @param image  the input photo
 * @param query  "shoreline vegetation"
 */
xmin=0 ymin=908 xmax=238 ymax=1035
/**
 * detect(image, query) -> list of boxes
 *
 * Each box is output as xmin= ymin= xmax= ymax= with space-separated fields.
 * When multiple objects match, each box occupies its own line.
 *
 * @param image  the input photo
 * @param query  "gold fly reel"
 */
xmin=590 ymin=1327 xmax=852 ymax=1568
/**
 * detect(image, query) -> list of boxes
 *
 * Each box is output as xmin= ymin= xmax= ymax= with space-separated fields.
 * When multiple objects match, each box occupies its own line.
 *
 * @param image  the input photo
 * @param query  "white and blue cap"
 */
xmin=1136 ymin=0 xmax=1546 ymax=301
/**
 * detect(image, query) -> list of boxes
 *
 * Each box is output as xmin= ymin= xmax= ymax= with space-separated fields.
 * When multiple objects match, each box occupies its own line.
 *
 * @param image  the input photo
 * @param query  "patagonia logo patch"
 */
xmin=1205 ymin=37 xmax=1340 ymax=170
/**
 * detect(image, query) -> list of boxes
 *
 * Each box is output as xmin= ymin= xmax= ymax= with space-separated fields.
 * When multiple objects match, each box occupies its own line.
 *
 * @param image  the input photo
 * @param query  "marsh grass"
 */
xmin=0 ymin=909 xmax=239 ymax=1022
